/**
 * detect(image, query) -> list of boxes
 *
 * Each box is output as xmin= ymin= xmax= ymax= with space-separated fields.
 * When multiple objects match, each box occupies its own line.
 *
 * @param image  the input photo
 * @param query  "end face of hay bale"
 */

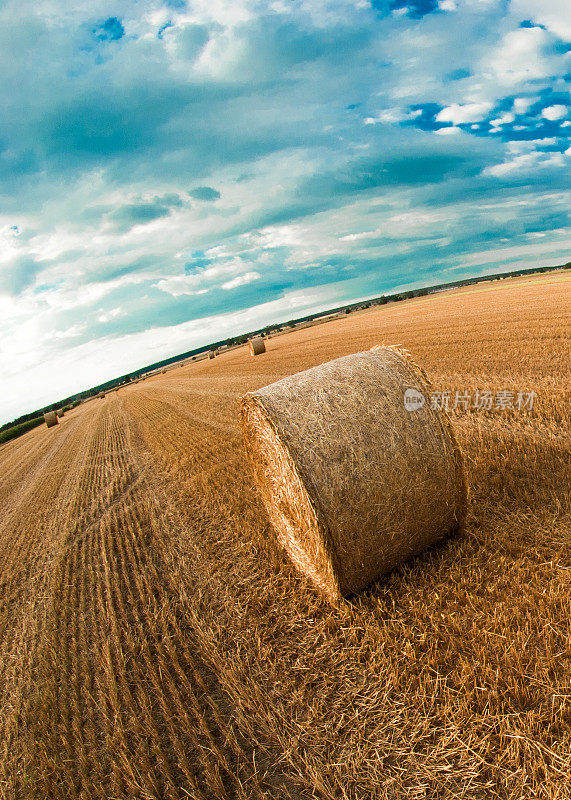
xmin=44 ymin=411 xmax=58 ymax=428
xmin=248 ymin=337 xmax=266 ymax=356
xmin=241 ymin=346 xmax=467 ymax=602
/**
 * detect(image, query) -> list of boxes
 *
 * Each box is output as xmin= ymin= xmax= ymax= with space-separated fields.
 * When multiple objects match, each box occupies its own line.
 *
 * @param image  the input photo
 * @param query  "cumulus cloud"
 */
xmin=436 ymin=102 xmax=493 ymax=124
xmin=542 ymin=105 xmax=568 ymax=121
xmin=484 ymin=27 xmax=555 ymax=86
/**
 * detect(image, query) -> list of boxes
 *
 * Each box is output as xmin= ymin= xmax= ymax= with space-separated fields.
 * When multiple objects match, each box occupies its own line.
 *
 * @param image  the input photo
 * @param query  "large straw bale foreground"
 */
xmin=241 ymin=345 xmax=467 ymax=602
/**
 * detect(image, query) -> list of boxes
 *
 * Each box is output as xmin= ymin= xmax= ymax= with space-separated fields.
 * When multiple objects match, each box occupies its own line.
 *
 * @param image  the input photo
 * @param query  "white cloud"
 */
xmin=485 ymin=27 xmax=552 ymax=86
xmin=513 ymin=96 xmax=535 ymax=114
xmin=154 ymin=277 xmax=210 ymax=297
xmin=489 ymin=112 xmax=515 ymax=126
xmin=435 ymin=126 xmax=462 ymax=135
xmin=541 ymin=105 xmax=568 ymax=121
xmin=51 ymin=323 xmax=87 ymax=340
xmin=155 ymin=257 xmax=261 ymax=296
xmin=483 ymin=147 xmax=569 ymax=176
xmin=97 ymin=306 xmax=123 ymax=323
xmin=483 ymin=153 xmax=538 ymax=176
xmin=221 ymin=271 xmax=260 ymax=290
xmin=364 ymin=108 xmax=422 ymax=125
xmin=436 ymin=102 xmax=493 ymax=124
xmin=510 ymin=0 xmax=571 ymax=40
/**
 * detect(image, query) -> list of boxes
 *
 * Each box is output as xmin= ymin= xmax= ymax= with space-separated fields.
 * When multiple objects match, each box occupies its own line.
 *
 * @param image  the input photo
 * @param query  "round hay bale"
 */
xmin=162 ymin=369 xmax=167 ymax=374
xmin=249 ymin=337 xmax=266 ymax=356
xmin=240 ymin=345 xmax=467 ymax=603
xmin=208 ymin=350 xmax=216 ymax=359
xmin=56 ymin=408 xmax=64 ymax=418
xmin=44 ymin=411 xmax=58 ymax=428
xmin=97 ymin=391 xmax=105 ymax=399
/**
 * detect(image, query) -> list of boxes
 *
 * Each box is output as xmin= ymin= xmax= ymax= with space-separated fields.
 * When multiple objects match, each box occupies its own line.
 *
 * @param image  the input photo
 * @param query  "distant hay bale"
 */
xmin=44 ymin=411 xmax=58 ymax=428
xmin=249 ymin=337 xmax=266 ymax=356
xmin=56 ymin=408 xmax=64 ymax=418
xmin=97 ymin=391 xmax=105 ymax=399
xmin=208 ymin=350 xmax=216 ymax=359
xmin=241 ymin=345 xmax=468 ymax=603
xmin=162 ymin=369 xmax=167 ymax=374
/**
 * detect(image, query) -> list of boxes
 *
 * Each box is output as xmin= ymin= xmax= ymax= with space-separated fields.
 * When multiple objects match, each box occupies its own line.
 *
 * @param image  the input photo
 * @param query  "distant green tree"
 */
xmin=0 ymin=417 xmax=44 ymax=445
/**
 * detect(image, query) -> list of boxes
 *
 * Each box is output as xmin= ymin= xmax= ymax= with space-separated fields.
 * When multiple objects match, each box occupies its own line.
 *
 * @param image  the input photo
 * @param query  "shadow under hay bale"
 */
xmin=241 ymin=345 xmax=468 ymax=603
xmin=249 ymin=337 xmax=266 ymax=356
xmin=44 ymin=411 xmax=58 ymax=428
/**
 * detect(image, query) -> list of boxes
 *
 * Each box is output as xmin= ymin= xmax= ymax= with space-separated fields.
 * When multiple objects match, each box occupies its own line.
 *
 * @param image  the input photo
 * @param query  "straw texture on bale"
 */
xmin=241 ymin=345 xmax=468 ymax=603
xmin=249 ymin=337 xmax=266 ymax=356
xmin=56 ymin=408 xmax=64 ymax=418
xmin=44 ymin=411 xmax=58 ymax=428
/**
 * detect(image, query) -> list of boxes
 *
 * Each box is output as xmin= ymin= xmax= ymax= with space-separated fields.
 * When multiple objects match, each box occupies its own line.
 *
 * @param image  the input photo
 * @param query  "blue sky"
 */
xmin=0 ymin=0 xmax=569 ymax=424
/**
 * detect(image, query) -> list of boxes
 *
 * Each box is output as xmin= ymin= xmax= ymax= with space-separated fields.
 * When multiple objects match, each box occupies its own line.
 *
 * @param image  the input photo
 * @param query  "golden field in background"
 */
xmin=0 ymin=273 xmax=569 ymax=799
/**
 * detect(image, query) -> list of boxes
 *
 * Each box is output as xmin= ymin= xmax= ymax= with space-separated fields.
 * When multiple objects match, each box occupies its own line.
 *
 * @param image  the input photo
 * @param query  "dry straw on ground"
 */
xmin=241 ymin=345 xmax=468 ymax=602
xmin=249 ymin=337 xmax=266 ymax=356
xmin=44 ymin=411 xmax=58 ymax=428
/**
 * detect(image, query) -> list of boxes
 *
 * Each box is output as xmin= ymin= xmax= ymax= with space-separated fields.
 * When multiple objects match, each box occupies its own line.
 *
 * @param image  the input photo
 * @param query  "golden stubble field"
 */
xmin=0 ymin=273 xmax=569 ymax=799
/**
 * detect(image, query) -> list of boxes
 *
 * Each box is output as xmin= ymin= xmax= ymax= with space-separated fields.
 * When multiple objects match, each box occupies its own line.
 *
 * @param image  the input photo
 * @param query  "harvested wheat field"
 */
xmin=1 ymin=273 xmax=570 ymax=800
